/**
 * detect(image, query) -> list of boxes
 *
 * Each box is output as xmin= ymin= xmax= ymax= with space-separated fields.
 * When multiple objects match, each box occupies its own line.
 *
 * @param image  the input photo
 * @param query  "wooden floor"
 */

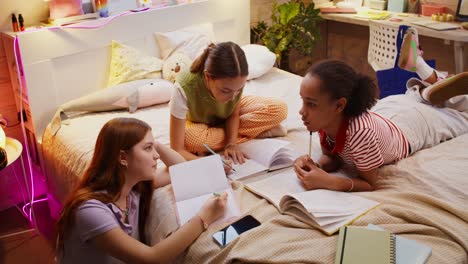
xmin=0 ymin=198 xmax=56 ymax=264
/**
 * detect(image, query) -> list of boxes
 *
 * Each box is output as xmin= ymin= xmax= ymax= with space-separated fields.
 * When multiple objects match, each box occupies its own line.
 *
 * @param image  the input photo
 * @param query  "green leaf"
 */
xmin=278 ymin=2 xmax=300 ymax=25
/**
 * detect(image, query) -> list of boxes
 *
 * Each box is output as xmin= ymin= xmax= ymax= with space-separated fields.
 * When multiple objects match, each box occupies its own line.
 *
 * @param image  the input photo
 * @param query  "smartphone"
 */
xmin=212 ymin=215 xmax=261 ymax=247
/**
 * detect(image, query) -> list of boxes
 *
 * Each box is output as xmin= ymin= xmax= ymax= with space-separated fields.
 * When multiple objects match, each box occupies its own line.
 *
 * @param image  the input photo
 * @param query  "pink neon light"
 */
xmin=11 ymin=3 xmax=167 ymax=223
xmin=13 ymin=37 xmax=35 ymax=222
xmin=22 ymin=197 xmax=48 ymax=218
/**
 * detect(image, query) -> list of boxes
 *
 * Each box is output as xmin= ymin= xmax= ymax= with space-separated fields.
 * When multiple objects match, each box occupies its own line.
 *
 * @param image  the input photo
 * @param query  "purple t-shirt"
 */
xmin=58 ymin=191 xmax=140 ymax=264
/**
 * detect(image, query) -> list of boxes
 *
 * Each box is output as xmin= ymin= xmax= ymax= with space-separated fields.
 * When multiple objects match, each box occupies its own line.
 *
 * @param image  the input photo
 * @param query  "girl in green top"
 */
xmin=170 ymin=42 xmax=288 ymax=170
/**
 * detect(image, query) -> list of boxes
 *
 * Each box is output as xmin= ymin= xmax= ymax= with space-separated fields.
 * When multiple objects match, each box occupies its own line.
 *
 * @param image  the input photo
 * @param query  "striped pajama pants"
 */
xmin=184 ymin=95 xmax=288 ymax=154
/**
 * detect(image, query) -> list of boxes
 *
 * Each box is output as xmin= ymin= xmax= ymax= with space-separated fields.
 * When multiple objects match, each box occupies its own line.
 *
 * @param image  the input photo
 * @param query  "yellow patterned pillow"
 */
xmin=107 ymin=41 xmax=163 ymax=87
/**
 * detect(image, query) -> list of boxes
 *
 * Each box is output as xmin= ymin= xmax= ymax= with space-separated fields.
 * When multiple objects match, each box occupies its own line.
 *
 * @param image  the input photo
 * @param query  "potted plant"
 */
xmin=252 ymin=1 xmax=322 ymax=72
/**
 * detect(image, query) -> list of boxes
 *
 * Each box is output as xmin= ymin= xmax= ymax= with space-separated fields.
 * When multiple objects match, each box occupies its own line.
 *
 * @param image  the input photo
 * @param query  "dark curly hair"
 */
xmin=306 ymin=60 xmax=377 ymax=118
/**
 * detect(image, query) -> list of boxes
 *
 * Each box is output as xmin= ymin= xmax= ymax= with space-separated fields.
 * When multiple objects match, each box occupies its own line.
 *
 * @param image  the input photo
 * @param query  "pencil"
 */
xmin=308 ymin=131 xmax=312 ymax=159
xmin=202 ymin=144 xmax=237 ymax=172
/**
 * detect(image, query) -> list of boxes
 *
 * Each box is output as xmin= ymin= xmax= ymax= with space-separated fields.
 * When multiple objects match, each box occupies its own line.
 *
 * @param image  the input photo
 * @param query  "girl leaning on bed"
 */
xmin=169 ymin=41 xmax=288 ymax=169
xmin=56 ymin=117 xmax=227 ymax=264
xmin=294 ymin=28 xmax=468 ymax=192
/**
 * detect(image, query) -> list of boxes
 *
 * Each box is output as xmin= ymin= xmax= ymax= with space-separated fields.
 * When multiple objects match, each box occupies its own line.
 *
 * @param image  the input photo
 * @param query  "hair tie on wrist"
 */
xmin=347 ymin=178 xmax=354 ymax=192
xmin=197 ymin=214 xmax=208 ymax=231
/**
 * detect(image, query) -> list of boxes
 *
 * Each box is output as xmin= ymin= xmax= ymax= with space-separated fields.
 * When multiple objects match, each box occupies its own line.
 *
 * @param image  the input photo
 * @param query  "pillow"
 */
xmin=107 ymin=41 xmax=163 ymax=88
xmin=242 ymin=44 xmax=276 ymax=80
xmin=154 ymin=23 xmax=215 ymax=60
xmin=49 ymin=0 xmax=84 ymax=20
xmin=162 ymin=52 xmax=193 ymax=83
xmin=61 ymin=79 xmax=174 ymax=114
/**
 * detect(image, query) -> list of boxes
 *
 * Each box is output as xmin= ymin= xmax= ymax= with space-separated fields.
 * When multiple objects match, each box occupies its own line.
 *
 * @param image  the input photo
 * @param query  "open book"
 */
xmin=229 ymin=139 xmax=300 ymax=181
xmin=245 ymin=169 xmax=379 ymax=235
xmin=169 ymin=155 xmax=240 ymax=226
xmin=411 ymin=20 xmax=460 ymax=31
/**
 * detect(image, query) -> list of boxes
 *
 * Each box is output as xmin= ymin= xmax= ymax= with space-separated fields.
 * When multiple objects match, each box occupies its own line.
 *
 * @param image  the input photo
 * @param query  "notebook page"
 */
xmin=269 ymin=147 xmax=300 ymax=171
xmin=229 ymin=159 xmax=268 ymax=181
xmin=176 ymin=188 xmax=239 ymax=225
xmin=289 ymin=189 xmax=379 ymax=214
xmin=245 ymin=168 xmax=305 ymax=207
xmin=170 ymin=155 xmax=229 ymax=202
xmin=238 ymin=139 xmax=290 ymax=167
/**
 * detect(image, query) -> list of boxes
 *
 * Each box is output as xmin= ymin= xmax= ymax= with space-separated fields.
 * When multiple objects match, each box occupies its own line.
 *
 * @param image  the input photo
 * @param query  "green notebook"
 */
xmin=335 ymin=226 xmax=395 ymax=264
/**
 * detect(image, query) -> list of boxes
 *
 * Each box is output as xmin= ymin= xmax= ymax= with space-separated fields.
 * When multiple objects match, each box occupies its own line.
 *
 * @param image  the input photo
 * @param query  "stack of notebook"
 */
xmin=335 ymin=225 xmax=432 ymax=264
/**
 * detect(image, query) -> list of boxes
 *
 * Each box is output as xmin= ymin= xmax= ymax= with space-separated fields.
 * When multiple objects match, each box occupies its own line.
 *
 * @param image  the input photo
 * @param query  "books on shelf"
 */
xmin=228 ymin=139 xmax=300 ymax=181
xmin=169 ymin=155 xmax=240 ymax=226
xmin=367 ymin=224 xmax=432 ymax=264
xmin=335 ymin=226 xmax=396 ymax=264
xmin=245 ymin=169 xmax=379 ymax=235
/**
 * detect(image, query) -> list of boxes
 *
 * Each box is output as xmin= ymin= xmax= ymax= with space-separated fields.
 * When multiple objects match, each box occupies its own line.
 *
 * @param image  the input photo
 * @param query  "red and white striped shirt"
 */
xmin=319 ymin=112 xmax=409 ymax=171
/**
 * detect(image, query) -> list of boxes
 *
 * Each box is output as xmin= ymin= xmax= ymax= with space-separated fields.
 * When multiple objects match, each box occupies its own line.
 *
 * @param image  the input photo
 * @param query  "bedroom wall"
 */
xmin=0 ymin=0 xmax=461 ymax=31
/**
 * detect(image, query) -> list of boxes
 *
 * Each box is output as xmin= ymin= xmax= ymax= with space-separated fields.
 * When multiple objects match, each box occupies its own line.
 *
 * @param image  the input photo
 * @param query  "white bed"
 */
xmin=17 ymin=1 xmax=468 ymax=263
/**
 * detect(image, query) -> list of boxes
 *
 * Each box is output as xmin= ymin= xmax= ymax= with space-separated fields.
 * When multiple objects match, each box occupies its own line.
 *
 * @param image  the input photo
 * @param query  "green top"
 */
xmin=176 ymin=70 xmax=242 ymax=126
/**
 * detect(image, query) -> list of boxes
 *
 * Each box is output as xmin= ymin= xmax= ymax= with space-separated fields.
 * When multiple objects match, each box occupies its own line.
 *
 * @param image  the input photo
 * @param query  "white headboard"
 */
xmin=16 ymin=0 xmax=250 ymax=141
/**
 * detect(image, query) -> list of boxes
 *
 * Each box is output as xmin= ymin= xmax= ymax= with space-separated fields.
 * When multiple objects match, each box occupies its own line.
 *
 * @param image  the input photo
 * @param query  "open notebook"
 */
xmin=245 ymin=169 xmax=379 ymax=235
xmin=229 ymin=138 xmax=300 ymax=181
xmin=169 ymin=155 xmax=240 ymax=226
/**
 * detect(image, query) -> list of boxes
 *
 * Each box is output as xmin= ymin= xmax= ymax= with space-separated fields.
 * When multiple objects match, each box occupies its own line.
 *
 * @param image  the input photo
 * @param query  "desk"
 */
xmin=0 ymin=137 xmax=38 ymax=239
xmin=321 ymin=12 xmax=468 ymax=73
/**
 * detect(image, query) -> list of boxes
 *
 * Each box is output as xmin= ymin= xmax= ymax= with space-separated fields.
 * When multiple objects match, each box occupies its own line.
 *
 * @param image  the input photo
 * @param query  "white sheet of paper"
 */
xmin=176 ymin=188 xmax=239 ymax=225
xmin=170 ymin=155 xmax=240 ymax=225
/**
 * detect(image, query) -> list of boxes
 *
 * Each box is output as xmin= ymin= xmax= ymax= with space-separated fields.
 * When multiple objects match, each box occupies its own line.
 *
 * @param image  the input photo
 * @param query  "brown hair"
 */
xmin=56 ymin=118 xmax=153 ymax=254
xmin=306 ymin=60 xmax=377 ymax=118
xmin=190 ymin=41 xmax=248 ymax=79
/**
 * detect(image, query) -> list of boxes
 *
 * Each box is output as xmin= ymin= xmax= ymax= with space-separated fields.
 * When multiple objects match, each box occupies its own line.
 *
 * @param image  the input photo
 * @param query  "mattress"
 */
xmin=41 ymin=68 xmax=468 ymax=263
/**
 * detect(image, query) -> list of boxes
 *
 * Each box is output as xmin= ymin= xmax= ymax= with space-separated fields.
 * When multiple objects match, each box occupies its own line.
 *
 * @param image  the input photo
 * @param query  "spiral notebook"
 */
xmin=335 ymin=226 xmax=395 ymax=264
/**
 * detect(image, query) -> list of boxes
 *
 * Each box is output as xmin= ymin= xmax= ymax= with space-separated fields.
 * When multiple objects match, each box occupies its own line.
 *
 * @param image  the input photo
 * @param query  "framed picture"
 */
xmin=456 ymin=0 xmax=468 ymax=21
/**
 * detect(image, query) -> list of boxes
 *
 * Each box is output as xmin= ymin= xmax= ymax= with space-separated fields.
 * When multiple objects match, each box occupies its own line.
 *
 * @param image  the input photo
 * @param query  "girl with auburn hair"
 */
xmin=170 ymin=41 xmax=288 ymax=170
xmin=294 ymin=59 xmax=468 ymax=192
xmin=56 ymin=117 xmax=227 ymax=264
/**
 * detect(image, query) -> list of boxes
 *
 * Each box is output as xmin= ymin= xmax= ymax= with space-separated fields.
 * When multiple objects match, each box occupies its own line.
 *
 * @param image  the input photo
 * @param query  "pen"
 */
xmin=308 ymin=131 xmax=312 ymax=159
xmin=202 ymin=143 xmax=237 ymax=172
xmin=213 ymin=192 xmax=221 ymax=197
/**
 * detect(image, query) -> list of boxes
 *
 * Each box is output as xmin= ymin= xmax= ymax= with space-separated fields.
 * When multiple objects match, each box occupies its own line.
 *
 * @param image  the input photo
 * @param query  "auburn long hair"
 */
xmin=190 ymin=41 xmax=248 ymax=79
xmin=56 ymin=118 xmax=154 ymax=254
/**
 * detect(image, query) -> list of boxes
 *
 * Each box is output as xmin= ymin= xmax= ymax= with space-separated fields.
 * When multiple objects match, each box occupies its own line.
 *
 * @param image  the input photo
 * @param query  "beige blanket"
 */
xmin=147 ymin=133 xmax=468 ymax=264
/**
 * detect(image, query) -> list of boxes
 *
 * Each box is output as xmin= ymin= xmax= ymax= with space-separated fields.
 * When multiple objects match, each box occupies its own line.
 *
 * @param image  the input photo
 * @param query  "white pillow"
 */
xmin=154 ymin=23 xmax=215 ymax=60
xmin=50 ymin=79 xmax=174 ymax=135
xmin=242 ymin=44 xmax=276 ymax=80
xmin=61 ymin=79 xmax=174 ymax=114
